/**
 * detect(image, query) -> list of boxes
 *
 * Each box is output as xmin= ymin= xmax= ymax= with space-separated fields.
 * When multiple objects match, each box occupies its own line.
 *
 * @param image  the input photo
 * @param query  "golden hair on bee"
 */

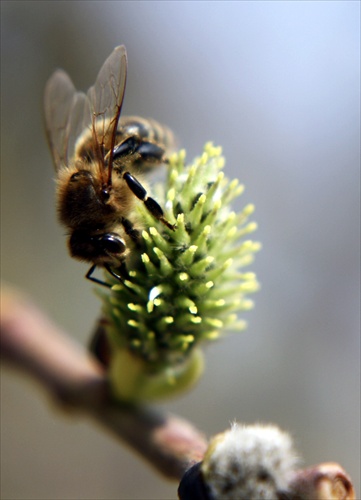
xmin=44 ymin=45 xmax=176 ymax=286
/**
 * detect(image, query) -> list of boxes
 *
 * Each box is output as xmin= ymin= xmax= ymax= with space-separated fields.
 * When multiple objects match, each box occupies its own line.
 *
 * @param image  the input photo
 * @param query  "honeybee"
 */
xmin=44 ymin=46 xmax=176 ymax=286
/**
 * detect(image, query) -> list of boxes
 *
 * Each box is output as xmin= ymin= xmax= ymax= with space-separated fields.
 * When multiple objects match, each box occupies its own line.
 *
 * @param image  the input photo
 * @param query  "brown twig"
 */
xmin=287 ymin=462 xmax=356 ymax=500
xmin=1 ymin=284 xmax=356 ymax=498
xmin=0 ymin=283 xmax=207 ymax=480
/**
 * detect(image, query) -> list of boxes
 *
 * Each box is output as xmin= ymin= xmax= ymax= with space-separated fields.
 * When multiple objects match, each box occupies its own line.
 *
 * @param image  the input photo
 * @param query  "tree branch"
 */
xmin=0 ymin=283 xmax=207 ymax=480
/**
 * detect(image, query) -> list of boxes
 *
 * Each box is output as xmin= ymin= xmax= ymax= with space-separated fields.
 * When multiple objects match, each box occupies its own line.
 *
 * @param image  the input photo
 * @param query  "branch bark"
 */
xmin=0 ymin=283 xmax=207 ymax=480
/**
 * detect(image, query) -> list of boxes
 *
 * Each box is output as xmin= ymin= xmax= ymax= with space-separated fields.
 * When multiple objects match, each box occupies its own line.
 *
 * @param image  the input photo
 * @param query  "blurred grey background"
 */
xmin=1 ymin=1 xmax=359 ymax=499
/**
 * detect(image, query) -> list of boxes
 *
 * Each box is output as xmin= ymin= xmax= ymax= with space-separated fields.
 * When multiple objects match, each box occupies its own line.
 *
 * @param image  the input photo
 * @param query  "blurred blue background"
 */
xmin=1 ymin=1 xmax=359 ymax=499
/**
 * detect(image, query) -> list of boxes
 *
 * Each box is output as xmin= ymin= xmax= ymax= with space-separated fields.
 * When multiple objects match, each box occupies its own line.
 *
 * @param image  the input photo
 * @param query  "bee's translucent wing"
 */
xmin=66 ymin=91 xmax=92 ymax=163
xmin=87 ymin=46 xmax=127 ymax=169
xmin=44 ymin=70 xmax=74 ymax=170
xmin=45 ymin=46 xmax=127 ymax=175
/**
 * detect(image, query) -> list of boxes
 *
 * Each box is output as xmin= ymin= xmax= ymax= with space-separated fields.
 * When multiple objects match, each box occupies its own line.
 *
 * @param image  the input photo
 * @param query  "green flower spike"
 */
xmin=98 ymin=143 xmax=260 ymax=402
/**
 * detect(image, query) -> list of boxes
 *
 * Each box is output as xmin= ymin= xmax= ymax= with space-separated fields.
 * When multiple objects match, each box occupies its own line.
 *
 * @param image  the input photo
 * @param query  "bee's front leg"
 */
xmin=85 ymin=264 xmax=111 ymax=287
xmin=120 ymin=217 xmax=141 ymax=244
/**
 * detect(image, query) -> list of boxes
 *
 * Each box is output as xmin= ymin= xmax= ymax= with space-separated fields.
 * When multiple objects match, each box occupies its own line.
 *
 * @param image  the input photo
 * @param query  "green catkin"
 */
xmin=99 ymin=143 xmax=260 ymax=401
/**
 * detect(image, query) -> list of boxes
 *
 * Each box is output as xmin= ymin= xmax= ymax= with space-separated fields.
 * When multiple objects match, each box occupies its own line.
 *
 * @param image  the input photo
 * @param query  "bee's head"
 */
xmin=68 ymin=230 xmax=127 ymax=266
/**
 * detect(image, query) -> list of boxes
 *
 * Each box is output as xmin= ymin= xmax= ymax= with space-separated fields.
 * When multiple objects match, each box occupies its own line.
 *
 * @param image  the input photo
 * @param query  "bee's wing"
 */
xmin=44 ymin=70 xmax=81 ymax=171
xmin=87 ymin=45 xmax=127 ymax=165
xmin=66 ymin=91 xmax=92 ymax=164
xmin=44 ymin=46 xmax=127 ymax=174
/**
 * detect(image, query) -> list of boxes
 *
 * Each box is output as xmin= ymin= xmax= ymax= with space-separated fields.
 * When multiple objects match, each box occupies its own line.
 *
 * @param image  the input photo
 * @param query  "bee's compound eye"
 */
xmin=101 ymin=234 xmax=126 ymax=255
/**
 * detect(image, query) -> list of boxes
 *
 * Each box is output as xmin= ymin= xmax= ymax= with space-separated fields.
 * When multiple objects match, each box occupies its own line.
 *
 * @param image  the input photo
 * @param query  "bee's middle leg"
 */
xmin=123 ymin=172 xmax=175 ymax=230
